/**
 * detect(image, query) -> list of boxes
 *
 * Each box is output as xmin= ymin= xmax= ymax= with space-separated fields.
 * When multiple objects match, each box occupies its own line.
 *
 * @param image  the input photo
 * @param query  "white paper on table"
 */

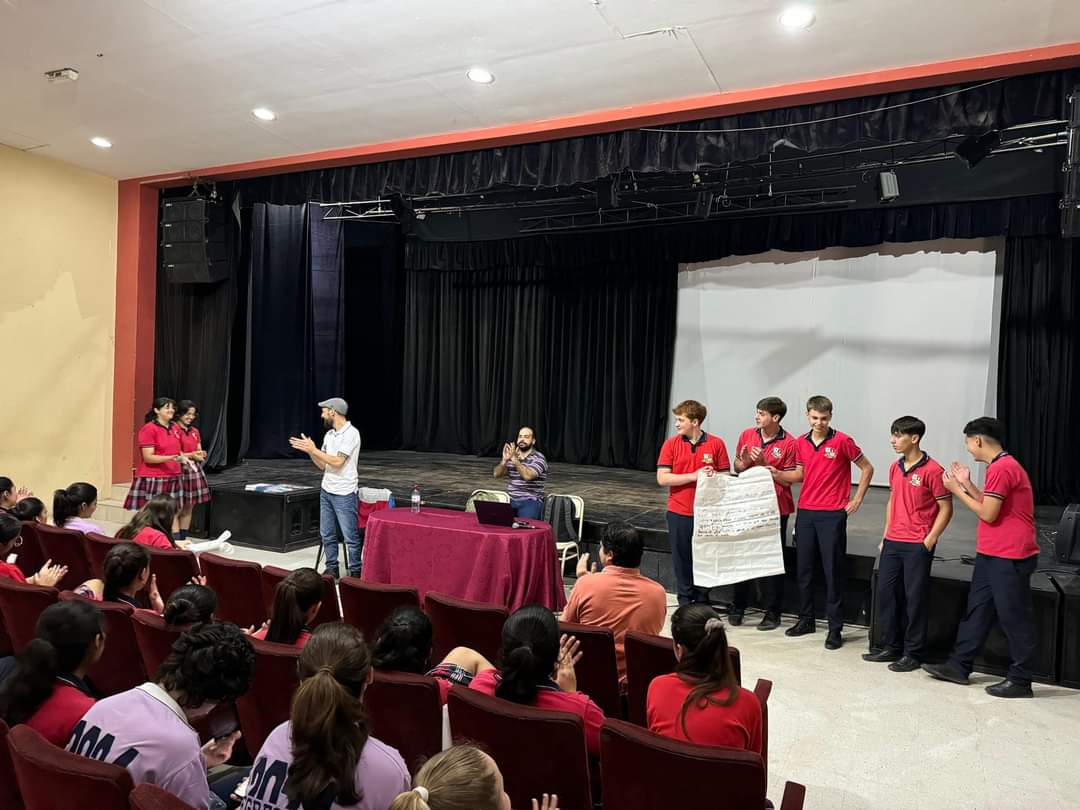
xmin=691 ymin=466 xmax=785 ymax=587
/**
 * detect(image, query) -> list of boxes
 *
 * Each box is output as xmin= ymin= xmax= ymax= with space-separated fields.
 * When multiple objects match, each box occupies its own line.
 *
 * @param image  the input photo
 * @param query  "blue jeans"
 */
xmin=320 ymin=490 xmax=362 ymax=575
xmin=512 ymin=498 xmax=543 ymax=520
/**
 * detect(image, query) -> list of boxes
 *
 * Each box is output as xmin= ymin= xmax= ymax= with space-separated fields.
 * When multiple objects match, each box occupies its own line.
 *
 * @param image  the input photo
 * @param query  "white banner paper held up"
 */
xmin=691 ymin=467 xmax=785 ymax=587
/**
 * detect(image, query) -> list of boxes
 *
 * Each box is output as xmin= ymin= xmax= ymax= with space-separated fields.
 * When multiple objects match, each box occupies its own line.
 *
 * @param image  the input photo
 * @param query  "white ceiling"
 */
xmin=1 ymin=0 xmax=1079 ymax=180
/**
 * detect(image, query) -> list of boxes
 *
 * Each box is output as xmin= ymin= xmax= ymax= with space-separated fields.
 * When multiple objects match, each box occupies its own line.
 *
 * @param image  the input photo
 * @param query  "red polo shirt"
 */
xmin=0 ymin=561 xmax=27 ymax=582
xmin=135 ymin=421 xmax=182 ymax=478
xmin=736 ymin=427 xmax=798 ymax=515
xmin=886 ymin=454 xmax=950 ymax=542
xmin=657 ymin=432 xmax=731 ymax=517
xmin=178 ymin=425 xmax=202 ymax=454
xmin=795 ymin=429 xmax=863 ymax=511
xmin=978 ymin=453 xmax=1038 ymax=559
xmin=646 ymin=675 xmax=762 ymax=753
xmin=27 ymin=679 xmax=96 ymax=746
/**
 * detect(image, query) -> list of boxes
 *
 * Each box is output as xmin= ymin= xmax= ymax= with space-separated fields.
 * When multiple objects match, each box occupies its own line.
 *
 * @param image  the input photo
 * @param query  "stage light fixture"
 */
xmin=90 ymin=136 xmax=112 ymax=149
xmin=954 ymin=131 xmax=999 ymax=168
xmin=779 ymin=5 xmax=815 ymax=29
xmin=251 ymin=107 xmax=277 ymax=121
xmin=466 ymin=67 xmax=495 ymax=85
xmin=877 ymin=170 xmax=900 ymax=202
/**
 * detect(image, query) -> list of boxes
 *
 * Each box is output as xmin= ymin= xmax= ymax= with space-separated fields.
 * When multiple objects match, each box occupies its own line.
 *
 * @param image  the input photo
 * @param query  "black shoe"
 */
xmin=824 ymin=632 xmax=843 ymax=650
xmin=922 ymin=662 xmax=969 ymax=685
xmin=323 ymin=567 xmax=340 ymax=581
xmin=728 ymin=609 xmax=744 ymax=627
xmin=985 ymin=679 xmax=1033 ymax=699
xmin=757 ymin=612 xmax=781 ymax=631
xmin=862 ymin=648 xmax=901 ymax=663
xmin=784 ymin=619 xmax=816 ymax=637
xmin=888 ymin=655 xmax=921 ymax=672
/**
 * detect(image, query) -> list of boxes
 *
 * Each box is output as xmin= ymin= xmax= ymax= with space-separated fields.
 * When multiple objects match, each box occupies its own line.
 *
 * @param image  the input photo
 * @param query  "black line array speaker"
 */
xmin=1063 ymin=86 xmax=1080 ymax=238
xmin=161 ymin=197 xmax=230 ymax=283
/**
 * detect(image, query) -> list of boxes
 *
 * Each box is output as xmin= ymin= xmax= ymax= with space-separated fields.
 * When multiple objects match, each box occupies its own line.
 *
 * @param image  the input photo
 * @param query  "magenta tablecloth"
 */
xmin=362 ymin=507 xmax=566 ymax=612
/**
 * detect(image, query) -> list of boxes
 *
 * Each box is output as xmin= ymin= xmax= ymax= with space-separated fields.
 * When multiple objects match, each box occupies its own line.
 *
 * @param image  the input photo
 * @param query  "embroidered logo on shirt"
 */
xmin=910 ymin=474 xmax=923 ymax=487
xmin=824 ymin=447 xmax=837 ymax=459
xmin=771 ymin=446 xmax=782 ymax=458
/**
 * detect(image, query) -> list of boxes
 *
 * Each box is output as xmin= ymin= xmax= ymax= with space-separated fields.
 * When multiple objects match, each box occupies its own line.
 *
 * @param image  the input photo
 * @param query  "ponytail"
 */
xmin=286 ymin=623 xmax=371 ymax=808
xmin=265 ymin=568 xmax=322 ymax=645
xmin=163 ymin=584 xmax=217 ymax=626
xmin=53 ymin=482 xmax=98 ymax=528
xmin=670 ymin=604 xmax=739 ymax=738
xmin=494 ymin=605 xmax=559 ymax=705
xmin=388 ymin=745 xmax=502 ymax=810
xmin=102 ymin=543 xmax=151 ymax=602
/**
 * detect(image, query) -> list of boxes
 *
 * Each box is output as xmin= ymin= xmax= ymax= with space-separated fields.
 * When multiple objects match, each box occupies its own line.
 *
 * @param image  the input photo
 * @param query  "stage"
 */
xmin=205 ymin=450 xmax=1076 ymax=684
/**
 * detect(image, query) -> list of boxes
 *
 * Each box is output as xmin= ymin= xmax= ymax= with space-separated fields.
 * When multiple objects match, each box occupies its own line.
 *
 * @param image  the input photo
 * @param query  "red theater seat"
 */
xmin=31 ymin=524 xmax=93 ymax=589
xmin=0 ymin=578 xmax=58 ymax=652
xmin=424 ymin=591 xmax=508 ymax=664
xmin=14 ymin=522 xmax=47 ymax=580
xmin=558 ymin=621 xmax=621 ymax=719
xmin=235 ymin=637 xmax=300 ymax=754
xmin=261 ymin=565 xmax=341 ymax=627
xmin=365 ymin=671 xmax=443 ymax=774
xmin=60 ymin=592 xmax=147 ymax=697
xmin=199 ymin=553 xmax=265 ymax=629
xmin=131 ymin=783 xmax=198 ymax=809
xmin=339 ymin=577 xmax=419 ymax=642
xmin=0 ymin=719 xmax=25 ymax=810
xmin=83 ymin=532 xmax=123 ymax=578
xmin=131 ymin=609 xmax=187 ymax=678
xmin=144 ymin=546 xmax=201 ymax=604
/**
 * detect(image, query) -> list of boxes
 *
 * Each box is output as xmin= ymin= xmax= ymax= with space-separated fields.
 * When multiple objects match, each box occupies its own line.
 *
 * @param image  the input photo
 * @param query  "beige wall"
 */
xmin=0 ymin=145 xmax=117 ymax=506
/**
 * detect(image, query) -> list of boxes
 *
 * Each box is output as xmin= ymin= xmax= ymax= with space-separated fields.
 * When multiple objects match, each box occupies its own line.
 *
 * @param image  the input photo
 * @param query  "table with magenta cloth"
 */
xmin=361 ymin=507 xmax=567 ymax=612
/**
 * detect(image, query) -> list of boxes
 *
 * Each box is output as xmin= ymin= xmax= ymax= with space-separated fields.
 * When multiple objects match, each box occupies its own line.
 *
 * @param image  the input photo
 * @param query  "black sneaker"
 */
xmin=757 ymin=612 xmax=781 ymax=631
xmin=824 ymin=632 xmax=843 ymax=650
xmin=922 ymin=662 xmax=969 ymax=685
xmin=784 ymin=619 xmax=816 ymax=637
xmin=728 ymin=609 xmax=744 ymax=627
xmin=985 ymin=679 xmax=1034 ymax=698
xmin=888 ymin=655 xmax=921 ymax=672
xmin=862 ymin=648 xmax=901 ymax=663
xmin=323 ymin=567 xmax=341 ymax=581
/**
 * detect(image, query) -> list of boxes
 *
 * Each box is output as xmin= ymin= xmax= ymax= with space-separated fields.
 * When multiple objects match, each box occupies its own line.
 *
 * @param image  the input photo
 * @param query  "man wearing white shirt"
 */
xmin=290 ymin=397 xmax=362 ymax=578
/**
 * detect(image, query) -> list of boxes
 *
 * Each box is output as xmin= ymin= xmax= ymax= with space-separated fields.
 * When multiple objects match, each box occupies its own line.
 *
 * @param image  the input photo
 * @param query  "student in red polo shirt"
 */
xmin=731 ymin=396 xmax=798 ymax=630
xmin=775 ymin=395 xmax=873 ymax=649
xmin=863 ymin=416 xmax=953 ymax=671
xmin=924 ymin=417 xmax=1040 ymax=698
xmin=656 ymin=400 xmax=731 ymax=605
xmin=123 ymin=396 xmax=185 ymax=515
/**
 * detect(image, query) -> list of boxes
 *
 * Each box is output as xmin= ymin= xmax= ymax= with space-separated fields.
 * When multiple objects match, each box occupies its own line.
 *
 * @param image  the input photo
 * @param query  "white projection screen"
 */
xmin=669 ymin=239 xmax=1003 ymax=484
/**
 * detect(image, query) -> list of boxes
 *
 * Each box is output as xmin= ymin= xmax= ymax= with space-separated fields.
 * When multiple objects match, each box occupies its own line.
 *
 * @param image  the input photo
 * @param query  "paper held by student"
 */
xmin=692 ymin=466 xmax=785 ymax=587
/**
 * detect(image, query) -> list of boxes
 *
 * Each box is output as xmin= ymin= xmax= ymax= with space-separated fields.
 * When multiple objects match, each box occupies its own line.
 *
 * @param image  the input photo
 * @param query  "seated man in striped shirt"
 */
xmin=493 ymin=426 xmax=548 ymax=520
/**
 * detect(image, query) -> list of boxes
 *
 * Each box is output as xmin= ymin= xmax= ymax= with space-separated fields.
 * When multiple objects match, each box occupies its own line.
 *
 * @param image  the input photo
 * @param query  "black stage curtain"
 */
xmin=401 ymin=231 xmax=679 ymax=470
xmin=237 ymin=70 xmax=1077 ymax=204
xmin=998 ymin=237 xmax=1080 ymax=505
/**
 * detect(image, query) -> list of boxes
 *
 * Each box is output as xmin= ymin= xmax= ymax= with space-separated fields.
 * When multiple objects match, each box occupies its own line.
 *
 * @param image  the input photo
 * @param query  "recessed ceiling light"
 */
xmin=466 ymin=67 xmax=495 ymax=85
xmin=251 ymin=107 xmax=277 ymax=121
xmin=90 ymin=136 xmax=112 ymax=149
xmin=778 ymin=5 xmax=815 ymax=29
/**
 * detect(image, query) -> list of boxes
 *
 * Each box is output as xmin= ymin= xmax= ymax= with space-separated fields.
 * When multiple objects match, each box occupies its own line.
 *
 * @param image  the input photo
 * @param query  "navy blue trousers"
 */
xmin=733 ymin=514 xmax=790 ymax=615
xmin=795 ymin=508 xmax=848 ymax=632
xmin=876 ymin=539 xmax=934 ymax=658
xmin=667 ymin=511 xmax=708 ymax=605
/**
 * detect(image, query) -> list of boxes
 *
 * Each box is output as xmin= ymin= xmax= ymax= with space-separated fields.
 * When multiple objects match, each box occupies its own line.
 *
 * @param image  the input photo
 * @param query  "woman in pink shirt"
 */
xmin=52 ymin=482 xmax=103 ymax=535
xmin=469 ymin=605 xmax=603 ymax=757
xmin=250 ymin=568 xmax=323 ymax=648
xmin=116 ymin=493 xmax=184 ymax=550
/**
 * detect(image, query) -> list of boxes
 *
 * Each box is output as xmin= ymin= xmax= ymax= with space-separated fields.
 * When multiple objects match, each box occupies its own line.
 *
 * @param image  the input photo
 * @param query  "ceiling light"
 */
xmin=466 ymin=67 xmax=495 ymax=85
xmin=251 ymin=107 xmax=277 ymax=121
xmin=778 ymin=6 xmax=815 ymax=29
xmin=90 ymin=136 xmax=112 ymax=149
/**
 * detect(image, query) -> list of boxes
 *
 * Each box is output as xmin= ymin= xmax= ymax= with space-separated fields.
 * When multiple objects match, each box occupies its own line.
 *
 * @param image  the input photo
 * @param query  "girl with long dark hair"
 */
xmin=468 ymin=605 xmax=603 ymax=756
xmin=53 ymin=482 xmax=102 ymax=534
xmin=116 ymin=493 xmax=183 ymax=549
xmin=250 ymin=568 xmax=323 ymax=648
xmin=245 ymin=622 xmax=410 ymax=810
xmin=123 ymin=397 xmax=186 ymax=519
xmin=646 ymin=603 xmax=762 ymax=752
xmin=76 ymin=542 xmax=164 ymax=613
xmin=175 ymin=400 xmax=210 ymax=543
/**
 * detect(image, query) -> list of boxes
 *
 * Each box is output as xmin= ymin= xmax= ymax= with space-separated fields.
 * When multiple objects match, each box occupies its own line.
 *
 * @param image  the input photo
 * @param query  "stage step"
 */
xmin=97 ymin=484 xmax=135 ymax=526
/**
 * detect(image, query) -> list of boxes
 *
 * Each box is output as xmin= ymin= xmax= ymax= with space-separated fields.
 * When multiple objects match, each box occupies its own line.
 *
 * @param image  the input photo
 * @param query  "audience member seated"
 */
xmin=12 ymin=496 xmax=48 ymax=524
xmin=249 ymin=567 xmax=322 ymax=648
xmin=646 ymin=604 xmax=762 ymax=753
xmin=388 ymin=744 xmax=559 ymax=810
xmin=245 ymin=622 xmax=410 ymax=810
xmin=163 ymin=583 xmax=217 ymax=626
xmin=52 ymin=482 xmax=104 ymax=534
xmin=561 ymin=522 xmax=666 ymax=687
xmin=469 ymin=605 xmax=603 ymax=756
xmin=0 ymin=599 xmax=105 ymax=745
xmin=117 ymin=493 xmax=185 ymax=550
xmin=0 ymin=513 xmax=68 ymax=586
xmin=0 ymin=476 xmax=33 ymax=515
xmin=77 ymin=542 xmax=165 ymax=613
xmin=67 ymin=622 xmax=254 ymax=810
xmin=371 ymin=605 xmax=493 ymax=704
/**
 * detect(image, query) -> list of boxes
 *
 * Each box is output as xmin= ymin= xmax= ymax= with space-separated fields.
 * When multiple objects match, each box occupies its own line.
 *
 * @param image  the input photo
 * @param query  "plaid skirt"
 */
xmin=124 ymin=475 xmax=181 ymax=510
xmin=178 ymin=462 xmax=211 ymax=508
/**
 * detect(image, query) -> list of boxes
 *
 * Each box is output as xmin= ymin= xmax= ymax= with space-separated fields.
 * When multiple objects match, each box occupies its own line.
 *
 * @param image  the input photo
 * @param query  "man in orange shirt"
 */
xmin=561 ymin=523 xmax=668 ymax=685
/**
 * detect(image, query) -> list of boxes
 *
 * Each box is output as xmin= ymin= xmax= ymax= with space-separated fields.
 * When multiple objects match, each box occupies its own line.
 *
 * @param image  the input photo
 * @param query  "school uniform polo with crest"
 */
xmin=793 ymin=429 xmax=863 ymax=633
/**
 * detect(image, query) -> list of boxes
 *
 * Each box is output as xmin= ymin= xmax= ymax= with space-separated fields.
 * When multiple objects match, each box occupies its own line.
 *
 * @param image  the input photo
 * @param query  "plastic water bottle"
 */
xmin=411 ymin=484 xmax=421 ymax=513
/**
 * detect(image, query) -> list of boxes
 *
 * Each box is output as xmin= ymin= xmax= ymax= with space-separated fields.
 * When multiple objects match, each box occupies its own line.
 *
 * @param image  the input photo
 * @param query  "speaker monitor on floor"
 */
xmin=161 ymin=197 xmax=230 ymax=283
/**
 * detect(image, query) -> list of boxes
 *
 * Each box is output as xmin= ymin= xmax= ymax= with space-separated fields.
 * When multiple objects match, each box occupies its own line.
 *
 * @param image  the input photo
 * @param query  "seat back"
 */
xmin=600 ymin=717 xmax=766 ymax=810
xmin=424 ymin=591 xmax=508 ymax=664
xmin=339 ymin=578 xmax=419 ymax=642
xmin=236 ymin=637 xmax=301 ymax=754
xmin=366 ymin=671 xmax=443 ymax=774
xmin=558 ymin=621 xmax=620 ymax=718
xmin=447 ymin=687 xmax=592 ymax=810
xmin=14 ymin=522 xmax=47 ymax=580
xmin=60 ymin=592 xmax=147 ymax=697
xmin=0 ymin=719 xmax=25 ymax=810
xmin=131 ymin=609 xmax=187 ymax=679
xmin=624 ymin=631 xmax=741 ymax=726
xmin=199 ymin=553 xmax=265 ymax=628
xmin=130 ymin=783 xmax=198 ymax=810
xmin=83 ymin=532 xmax=123 ymax=578
xmin=464 ymin=489 xmax=510 ymax=513
xmin=8 ymin=724 xmax=134 ymax=810
xmin=144 ymin=547 xmax=201 ymax=604
xmin=261 ymin=565 xmax=341 ymax=628
xmin=33 ymin=524 xmax=94 ymax=589
xmin=0 ymin=578 xmax=59 ymax=651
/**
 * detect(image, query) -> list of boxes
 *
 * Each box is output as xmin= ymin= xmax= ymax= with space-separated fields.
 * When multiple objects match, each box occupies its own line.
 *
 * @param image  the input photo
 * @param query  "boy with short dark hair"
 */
xmin=863 ymin=416 xmax=953 ymax=671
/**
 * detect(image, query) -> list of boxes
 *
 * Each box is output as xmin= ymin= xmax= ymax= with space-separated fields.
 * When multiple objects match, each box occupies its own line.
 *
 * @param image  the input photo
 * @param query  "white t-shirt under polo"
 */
xmin=321 ymin=422 xmax=361 ymax=495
